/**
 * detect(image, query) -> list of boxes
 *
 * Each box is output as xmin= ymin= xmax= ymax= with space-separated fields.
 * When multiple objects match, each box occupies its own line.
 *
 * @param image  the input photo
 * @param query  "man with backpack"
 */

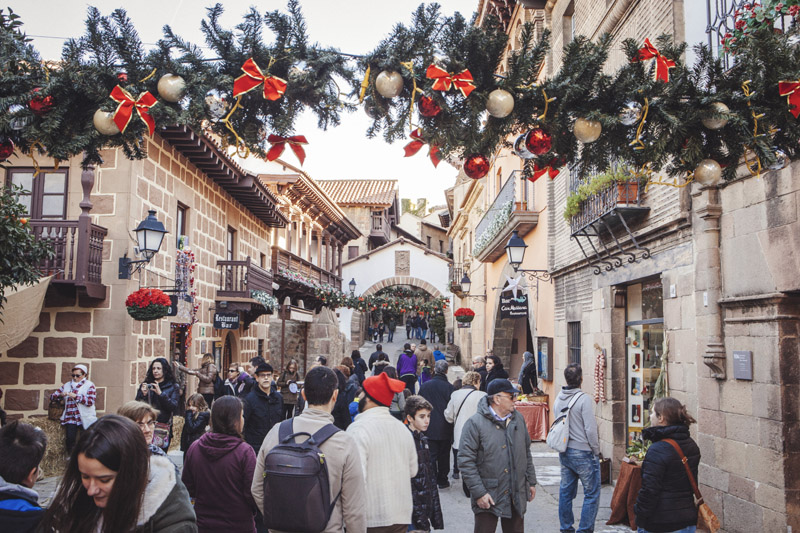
xmin=552 ymin=363 xmax=601 ymax=533
xmin=252 ymin=365 xmax=366 ymax=533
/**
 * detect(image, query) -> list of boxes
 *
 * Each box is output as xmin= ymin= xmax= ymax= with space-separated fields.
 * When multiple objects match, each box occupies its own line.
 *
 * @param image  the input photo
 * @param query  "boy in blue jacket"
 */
xmin=0 ymin=421 xmax=48 ymax=533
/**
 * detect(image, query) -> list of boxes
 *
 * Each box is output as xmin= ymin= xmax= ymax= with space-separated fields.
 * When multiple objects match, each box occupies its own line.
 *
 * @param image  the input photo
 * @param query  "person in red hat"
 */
xmin=347 ymin=372 xmax=418 ymax=533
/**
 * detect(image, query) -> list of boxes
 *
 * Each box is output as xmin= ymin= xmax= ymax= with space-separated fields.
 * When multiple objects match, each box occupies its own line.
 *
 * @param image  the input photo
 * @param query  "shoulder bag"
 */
xmin=663 ymin=439 xmax=721 ymax=533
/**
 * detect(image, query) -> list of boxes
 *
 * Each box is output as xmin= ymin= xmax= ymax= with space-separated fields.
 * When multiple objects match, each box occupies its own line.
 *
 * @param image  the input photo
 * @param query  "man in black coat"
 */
xmin=419 ymin=360 xmax=455 ymax=488
xmin=368 ymin=344 xmax=387 ymax=371
xmin=472 ymin=356 xmax=488 ymax=391
xmin=242 ymin=363 xmax=283 ymax=453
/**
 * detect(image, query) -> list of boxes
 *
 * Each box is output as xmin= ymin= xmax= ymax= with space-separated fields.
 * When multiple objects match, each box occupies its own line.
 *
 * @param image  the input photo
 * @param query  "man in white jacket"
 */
xmin=347 ymin=372 xmax=418 ymax=533
xmin=444 ymin=371 xmax=486 ymax=481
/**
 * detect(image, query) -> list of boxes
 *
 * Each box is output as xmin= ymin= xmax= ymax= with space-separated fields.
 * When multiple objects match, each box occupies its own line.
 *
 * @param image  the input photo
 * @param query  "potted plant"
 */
xmin=563 ymin=165 xmax=645 ymax=220
xmin=125 ymin=288 xmax=171 ymax=321
xmin=454 ymin=307 xmax=476 ymax=323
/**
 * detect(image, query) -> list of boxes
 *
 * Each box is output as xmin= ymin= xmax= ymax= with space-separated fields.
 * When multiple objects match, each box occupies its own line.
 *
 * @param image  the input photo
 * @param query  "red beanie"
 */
xmin=362 ymin=372 xmax=406 ymax=407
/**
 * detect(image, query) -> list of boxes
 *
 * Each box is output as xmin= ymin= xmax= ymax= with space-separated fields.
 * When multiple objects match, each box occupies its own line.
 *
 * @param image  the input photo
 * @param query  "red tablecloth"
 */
xmin=515 ymin=402 xmax=549 ymax=441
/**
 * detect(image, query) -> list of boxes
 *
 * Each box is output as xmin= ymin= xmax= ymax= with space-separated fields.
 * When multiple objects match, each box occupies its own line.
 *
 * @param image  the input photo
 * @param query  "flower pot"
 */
xmin=455 ymin=315 xmax=475 ymax=323
xmin=127 ymin=304 xmax=169 ymax=321
xmin=617 ymin=181 xmax=639 ymax=203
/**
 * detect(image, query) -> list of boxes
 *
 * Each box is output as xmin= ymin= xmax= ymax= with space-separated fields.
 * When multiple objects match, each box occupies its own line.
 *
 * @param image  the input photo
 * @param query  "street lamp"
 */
xmin=504 ymin=230 xmax=552 ymax=282
xmin=348 ymin=278 xmax=357 ymax=296
xmin=119 ymin=210 xmax=168 ymax=279
xmin=460 ymin=273 xmax=472 ymax=295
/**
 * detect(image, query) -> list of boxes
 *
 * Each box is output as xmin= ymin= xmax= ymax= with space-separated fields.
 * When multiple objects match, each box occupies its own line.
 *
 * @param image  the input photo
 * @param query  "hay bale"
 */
xmin=21 ymin=417 xmax=66 ymax=478
xmin=169 ymin=415 xmax=184 ymax=452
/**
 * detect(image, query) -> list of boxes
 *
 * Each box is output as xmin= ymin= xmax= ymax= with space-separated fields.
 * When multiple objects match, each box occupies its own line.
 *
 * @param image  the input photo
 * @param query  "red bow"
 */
xmin=779 ymin=80 xmax=800 ymax=118
xmin=233 ymin=58 xmax=288 ymax=101
xmin=425 ymin=65 xmax=475 ymax=98
xmin=403 ymin=129 xmax=441 ymax=168
xmin=529 ymin=161 xmax=561 ymax=182
xmin=634 ymin=39 xmax=676 ymax=83
xmin=266 ymin=135 xmax=308 ymax=165
xmin=110 ymin=86 xmax=158 ymax=135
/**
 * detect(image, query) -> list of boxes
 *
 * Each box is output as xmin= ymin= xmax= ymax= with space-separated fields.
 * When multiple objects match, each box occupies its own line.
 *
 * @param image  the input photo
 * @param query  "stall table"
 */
xmin=606 ymin=459 xmax=643 ymax=530
xmin=514 ymin=401 xmax=549 ymax=441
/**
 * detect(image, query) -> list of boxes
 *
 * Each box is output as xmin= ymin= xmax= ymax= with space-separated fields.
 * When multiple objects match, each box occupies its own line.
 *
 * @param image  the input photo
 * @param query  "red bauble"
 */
xmin=464 ymin=153 xmax=490 ymax=180
xmin=525 ymin=128 xmax=552 ymax=156
xmin=0 ymin=138 xmax=14 ymax=161
xmin=418 ymin=96 xmax=441 ymax=117
xmin=29 ymin=88 xmax=54 ymax=116
xmin=117 ymin=71 xmax=128 ymax=83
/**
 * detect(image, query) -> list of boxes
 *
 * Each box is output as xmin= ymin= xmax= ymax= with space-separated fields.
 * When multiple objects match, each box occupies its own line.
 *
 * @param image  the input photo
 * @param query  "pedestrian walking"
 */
xmin=40 ymin=415 xmax=197 ymax=533
xmin=223 ymin=363 xmax=248 ymax=397
xmin=518 ymin=351 xmax=539 ymax=394
xmin=49 ymin=363 xmax=97 ymax=454
xmin=253 ymin=366 xmax=367 ymax=533
xmin=241 ymin=356 xmax=266 ymax=396
xmin=415 ymin=339 xmax=431 ymax=370
xmin=242 ymin=363 xmax=283 ymax=454
xmin=368 ymin=344 xmax=387 ymax=372
xmin=418 ymin=360 xmax=455 ymax=488
xmin=383 ymin=366 xmax=407 ymax=420
xmin=553 ymin=363 xmax=601 ymax=533
xmin=174 ymin=353 xmax=219 ymax=408
xmin=136 ymin=357 xmax=181 ymax=452
xmin=419 ymin=359 xmax=432 ymax=385
xmin=0 ymin=421 xmax=48 ymax=532
xmin=405 ymin=395 xmax=444 ymax=532
xmin=117 ymin=400 xmax=166 ymax=456
xmin=482 ymin=355 xmax=509 ymax=391
xmin=171 ymin=348 xmax=187 ymax=414
xmin=397 ymin=343 xmax=419 ymax=393
xmin=347 ymin=372 xmax=418 ymax=532
xmin=352 ymin=349 xmax=369 ymax=383
xmin=406 ymin=315 xmax=413 ymax=339
xmin=459 ymin=379 xmax=537 ymax=533
xmin=332 ymin=367 xmax=352 ymax=430
xmin=444 ymin=371 xmax=486 ymax=482
xmin=419 ymin=315 xmax=428 ymax=341
xmin=387 ymin=317 xmax=397 ymax=343
xmin=277 ymin=359 xmax=301 ymax=420
xmin=180 ymin=393 xmax=210 ymax=452
xmin=182 ymin=396 xmax=258 ymax=533
xmin=472 ymin=356 xmax=488 ymax=390
xmin=377 ymin=321 xmax=386 ymax=343
xmin=634 ymin=398 xmax=702 ymax=533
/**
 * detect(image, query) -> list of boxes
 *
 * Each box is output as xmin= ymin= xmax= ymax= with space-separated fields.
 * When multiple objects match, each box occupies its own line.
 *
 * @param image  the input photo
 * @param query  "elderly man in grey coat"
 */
xmin=458 ymin=378 xmax=537 ymax=533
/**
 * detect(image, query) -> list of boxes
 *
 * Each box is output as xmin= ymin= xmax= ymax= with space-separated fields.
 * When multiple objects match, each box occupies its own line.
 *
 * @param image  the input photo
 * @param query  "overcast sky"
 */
xmin=16 ymin=1 xmax=480 ymax=206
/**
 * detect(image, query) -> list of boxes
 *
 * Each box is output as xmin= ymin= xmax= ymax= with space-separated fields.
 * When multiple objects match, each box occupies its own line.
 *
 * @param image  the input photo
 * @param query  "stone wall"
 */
xmin=268 ymin=308 xmax=350 ymax=376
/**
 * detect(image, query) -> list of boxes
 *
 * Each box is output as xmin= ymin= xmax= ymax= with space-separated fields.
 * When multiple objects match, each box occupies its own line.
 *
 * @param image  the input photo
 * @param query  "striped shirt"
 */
xmin=51 ymin=379 xmax=96 ymax=426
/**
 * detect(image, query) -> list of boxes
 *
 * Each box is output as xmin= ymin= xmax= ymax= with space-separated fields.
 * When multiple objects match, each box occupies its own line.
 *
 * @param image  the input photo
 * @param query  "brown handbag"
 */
xmin=48 ymin=397 xmax=65 ymax=421
xmin=663 ymin=439 xmax=721 ymax=533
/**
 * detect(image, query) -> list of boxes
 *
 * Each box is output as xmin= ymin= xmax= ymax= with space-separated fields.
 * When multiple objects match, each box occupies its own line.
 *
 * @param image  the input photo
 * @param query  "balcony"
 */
xmin=569 ymin=179 xmax=649 ymax=236
xmin=473 ymin=171 xmax=539 ymax=263
xmin=369 ymin=211 xmax=391 ymax=246
xmin=216 ymin=257 xmax=273 ymax=300
xmin=30 ymin=219 xmax=107 ymax=300
xmin=449 ymin=263 xmax=468 ymax=296
xmin=272 ymin=247 xmax=342 ymax=310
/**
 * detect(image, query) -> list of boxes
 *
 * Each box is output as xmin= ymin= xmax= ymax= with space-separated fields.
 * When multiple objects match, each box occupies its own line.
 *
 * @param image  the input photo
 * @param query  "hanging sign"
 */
xmin=213 ymin=311 xmax=240 ymax=330
xmin=500 ymin=292 xmax=528 ymax=318
xmin=166 ymin=295 xmax=179 ymax=317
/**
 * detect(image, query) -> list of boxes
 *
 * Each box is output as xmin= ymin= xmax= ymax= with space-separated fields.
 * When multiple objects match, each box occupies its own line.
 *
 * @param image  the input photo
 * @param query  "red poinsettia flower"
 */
xmin=125 ymin=288 xmax=171 ymax=308
xmin=454 ymin=307 xmax=476 ymax=318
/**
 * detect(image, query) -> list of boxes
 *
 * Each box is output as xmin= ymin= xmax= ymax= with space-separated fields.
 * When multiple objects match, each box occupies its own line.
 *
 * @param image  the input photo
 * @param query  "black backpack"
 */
xmin=262 ymin=420 xmax=341 ymax=533
xmin=213 ymin=374 xmax=225 ymax=399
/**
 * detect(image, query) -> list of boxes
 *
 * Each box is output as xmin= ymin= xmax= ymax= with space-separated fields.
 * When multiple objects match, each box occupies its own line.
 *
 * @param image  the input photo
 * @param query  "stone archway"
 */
xmin=361 ymin=276 xmax=443 ymax=298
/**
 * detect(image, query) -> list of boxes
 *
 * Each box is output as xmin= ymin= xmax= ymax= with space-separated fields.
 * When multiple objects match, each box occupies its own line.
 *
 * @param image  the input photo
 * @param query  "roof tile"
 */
xmin=317 ymin=179 xmax=397 ymax=207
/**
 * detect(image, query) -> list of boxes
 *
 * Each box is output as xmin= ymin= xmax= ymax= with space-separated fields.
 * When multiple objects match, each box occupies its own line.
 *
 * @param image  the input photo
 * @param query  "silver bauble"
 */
xmin=694 ymin=159 xmax=722 ymax=186
xmin=768 ymin=148 xmax=789 ymax=171
xmin=8 ymin=104 xmax=28 ymax=131
xmin=157 ymin=74 xmax=186 ymax=103
xmin=573 ymin=117 xmax=602 ymax=143
xmin=618 ymin=101 xmax=643 ymax=126
xmin=93 ymin=109 xmax=120 ymax=135
xmin=204 ymin=90 xmax=230 ymax=122
xmin=375 ymin=70 xmax=404 ymax=98
xmin=701 ymin=102 xmax=730 ymax=130
xmin=486 ymin=89 xmax=514 ymax=118
xmin=513 ymin=133 xmax=536 ymax=160
xmin=288 ymin=61 xmax=310 ymax=83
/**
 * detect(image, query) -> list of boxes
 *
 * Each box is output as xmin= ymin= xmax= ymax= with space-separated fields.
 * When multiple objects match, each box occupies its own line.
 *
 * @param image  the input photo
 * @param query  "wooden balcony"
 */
xmin=369 ymin=211 xmax=391 ymax=246
xmin=216 ymin=257 xmax=273 ymax=300
xmin=29 ymin=219 xmax=107 ymax=300
xmin=272 ymin=248 xmax=342 ymax=292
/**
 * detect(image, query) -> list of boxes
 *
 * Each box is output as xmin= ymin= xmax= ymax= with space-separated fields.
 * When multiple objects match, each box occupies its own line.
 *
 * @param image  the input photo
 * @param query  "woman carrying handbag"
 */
xmin=634 ymin=397 xmax=718 ymax=533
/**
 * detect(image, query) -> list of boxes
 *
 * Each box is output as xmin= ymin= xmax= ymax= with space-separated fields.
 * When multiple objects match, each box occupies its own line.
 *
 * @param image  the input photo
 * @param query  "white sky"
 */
xmin=17 ymin=1 xmax=481 ymax=206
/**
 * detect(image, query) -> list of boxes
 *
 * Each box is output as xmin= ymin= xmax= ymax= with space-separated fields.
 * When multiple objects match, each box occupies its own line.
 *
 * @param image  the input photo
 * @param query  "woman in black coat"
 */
xmin=518 ymin=351 xmax=538 ymax=394
xmin=135 ymin=357 xmax=181 ymax=451
xmin=481 ymin=355 xmax=509 ymax=391
xmin=634 ymin=397 xmax=701 ymax=533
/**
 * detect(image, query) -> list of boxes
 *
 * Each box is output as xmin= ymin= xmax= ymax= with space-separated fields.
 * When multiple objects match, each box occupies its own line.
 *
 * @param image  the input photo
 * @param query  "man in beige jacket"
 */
xmin=252 ymin=366 xmax=367 ymax=533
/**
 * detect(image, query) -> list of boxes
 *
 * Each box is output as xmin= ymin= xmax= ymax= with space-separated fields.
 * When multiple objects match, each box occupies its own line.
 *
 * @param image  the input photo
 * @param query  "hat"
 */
xmin=73 ymin=364 xmax=88 ymax=375
xmin=255 ymin=363 xmax=274 ymax=375
xmin=362 ymin=372 xmax=406 ymax=407
xmin=487 ymin=378 xmax=519 ymax=396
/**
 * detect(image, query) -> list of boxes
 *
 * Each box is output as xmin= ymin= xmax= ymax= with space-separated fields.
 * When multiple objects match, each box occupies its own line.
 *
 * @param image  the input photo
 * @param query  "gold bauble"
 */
xmin=694 ymin=159 xmax=722 ymax=186
xmin=701 ymin=102 xmax=730 ymax=130
xmin=375 ymin=70 xmax=404 ymax=98
xmin=573 ymin=117 xmax=602 ymax=143
xmin=93 ymin=109 xmax=120 ymax=136
xmin=486 ymin=89 xmax=514 ymax=118
xmin=157 ymin=74 xmax=186 ymax=103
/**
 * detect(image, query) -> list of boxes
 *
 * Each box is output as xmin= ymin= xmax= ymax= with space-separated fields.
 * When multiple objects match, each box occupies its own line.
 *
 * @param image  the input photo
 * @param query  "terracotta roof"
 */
xmin=316 ymin=179 xmax=397 ymax=207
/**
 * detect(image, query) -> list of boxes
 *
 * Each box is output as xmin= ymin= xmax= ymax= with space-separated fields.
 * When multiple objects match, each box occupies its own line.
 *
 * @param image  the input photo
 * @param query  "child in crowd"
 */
xmin=181 ymin=393 xmax=210 ymax=452
xmin=405 ymin=396 xmax=444 ymax=532
xmin=0 ymin=421 xmax=48 ymax=532
xmin=419 ymin=359 xmax=432 ymax=385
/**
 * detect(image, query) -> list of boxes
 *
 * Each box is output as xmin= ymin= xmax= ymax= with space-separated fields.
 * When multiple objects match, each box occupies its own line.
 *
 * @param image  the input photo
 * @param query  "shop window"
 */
xmin=567 ymin=321 xmax=581 ymax=364
xmin=7 ymin=168 xmax=68 ymax=219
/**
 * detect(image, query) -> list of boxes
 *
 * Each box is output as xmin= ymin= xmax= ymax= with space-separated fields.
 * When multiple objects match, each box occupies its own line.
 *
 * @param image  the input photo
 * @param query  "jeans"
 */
xmin=387 ymin=330 xmax=394 ymax=342
xmin=65 ymin=423 xmax=82 ymax=454
xmin=415 ymin=327 xmax=423 ymax=339
xmin=406 ymin=326 xmax=412 ymax=339
xmin=421 ymin=329 xmax=428 ymax=341
xmin=637 ymin=526 xmax=697 ymax=533
xmin=559 ymin=448 xmax=601 ymax=533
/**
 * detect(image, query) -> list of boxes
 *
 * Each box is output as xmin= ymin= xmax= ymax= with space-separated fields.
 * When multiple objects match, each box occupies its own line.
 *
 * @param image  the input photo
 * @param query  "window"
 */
xmin=8 ymin=168 xmax=68 ymax=219
xmin=260 ymin=252 xmax=267 ymax=269
xmin=427 ymin=236 xmax=432 ymax=249
xmin=562 ymin=1 xmax=575 ymax=47
xmin=176 ymin=203 xmax=187 ymax=248
xmin=567 ymin=321 xmax=581 ymax=365
xmin=227 ymin=227 xmax=236 ymax=261
xmin=348 ymin=245 xmax=359 ymax=260
xmin=439 ymin=240 xmax=444 ymax=253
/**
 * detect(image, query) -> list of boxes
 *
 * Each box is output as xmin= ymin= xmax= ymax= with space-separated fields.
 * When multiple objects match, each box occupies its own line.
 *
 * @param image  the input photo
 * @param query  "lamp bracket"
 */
xmin=118 ymin=254 xmax=151 ymax=280
xmin=513 ymin=268 xmax=552 ymax=283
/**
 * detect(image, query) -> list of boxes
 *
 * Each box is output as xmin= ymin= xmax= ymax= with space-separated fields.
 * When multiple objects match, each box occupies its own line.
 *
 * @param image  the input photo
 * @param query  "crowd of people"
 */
xmin=0 ymin=352 xmax=703 ymax=533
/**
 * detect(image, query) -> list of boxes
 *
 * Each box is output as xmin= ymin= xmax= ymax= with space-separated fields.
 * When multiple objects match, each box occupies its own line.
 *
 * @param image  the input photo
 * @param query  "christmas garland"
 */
xmin=315 ymin=286 xmax=449 ymax=314
xmin=251 ymin=289 xmax=278 ymax=312
xmin=3 ymin=4 xmax=800 ymax=183
xmin=472 ymin=200 xmax=513 ymax=256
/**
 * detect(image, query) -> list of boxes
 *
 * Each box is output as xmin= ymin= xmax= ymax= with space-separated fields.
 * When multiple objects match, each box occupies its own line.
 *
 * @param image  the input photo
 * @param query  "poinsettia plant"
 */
xmin=722 ymin=1 xmax=800 ymax=54
xmin=125 ymin=288 xmax=171 ymax=321
xmin=454 ymin=307 xmax=476 ymax=323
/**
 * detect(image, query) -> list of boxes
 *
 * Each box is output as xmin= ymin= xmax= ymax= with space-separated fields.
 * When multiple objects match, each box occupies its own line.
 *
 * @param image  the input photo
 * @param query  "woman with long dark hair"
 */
xmin=517 ymin=351 xmax=538 ymax=394
xmin=277 ymin=359 xmax=300 ymax=420
xmin=40 ymin=415 xmax=196 ymax=533
xmin=634 ymin=397 xmax=701 ymax=533
xmin=182 ymin=396 xmax=258 ymax=533
xmin=482 ymin=355 xmax=509 ymax=391
xmin=136 ymin=357 xmax=181 ymax=452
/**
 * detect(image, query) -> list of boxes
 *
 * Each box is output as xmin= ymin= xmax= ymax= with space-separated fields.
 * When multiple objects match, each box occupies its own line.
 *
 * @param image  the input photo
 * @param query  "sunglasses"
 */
xmin=228 ymin=369 xmax=239 ymax=373
xmin=72 ymin=373 xmax=84 ymax=378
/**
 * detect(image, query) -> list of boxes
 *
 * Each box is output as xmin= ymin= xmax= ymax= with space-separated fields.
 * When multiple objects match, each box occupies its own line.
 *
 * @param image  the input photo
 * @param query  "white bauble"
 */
xmin=694 ymin=159 xmax=722 ymax=186
xmin=375 ymin=70 xmax=404 ymax=98
xmin=486 ymin=89 xmax=514 ymax=118
xmin=573 ymin=118 xmax=602 ymax=143
xmin=93 ymin=109 xmax=120 ymax=135
xmin=157 ymin=74 xmax=186 ymax=103
xmin=701 ymin=102 xmax=730 ymax=130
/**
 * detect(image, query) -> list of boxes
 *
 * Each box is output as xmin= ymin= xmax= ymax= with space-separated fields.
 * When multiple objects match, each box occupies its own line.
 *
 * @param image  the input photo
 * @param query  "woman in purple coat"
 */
xmin=182 ymin=396 xmax=257 ymax=533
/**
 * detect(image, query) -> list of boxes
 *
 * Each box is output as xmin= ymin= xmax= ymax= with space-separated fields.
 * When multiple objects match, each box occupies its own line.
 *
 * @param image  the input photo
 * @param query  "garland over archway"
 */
xmin=317 ymin=285 xmax=448 ymax=314
xmin=2 ymin=2 xmax=800 ymax=183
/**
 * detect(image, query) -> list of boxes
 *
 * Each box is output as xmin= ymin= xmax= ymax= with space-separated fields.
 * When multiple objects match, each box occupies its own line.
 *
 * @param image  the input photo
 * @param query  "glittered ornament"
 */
xmin=363 ymin=95 xmax=381 ymax=119
xmin=618 ymin=101 xmax=643 ymax=126
xmin=204 ymin=90 xmax=229 ymax=122
xmin=93 ymin=109 xmax=120 ymax=136
xmin=701 ymin=102 xmax=730 ymax=130
xmin=486 ymin=88 xmax=514 ymax=118
xmin=288 ymin=60 xmax=310 ymax=83
xmin=768 ymin=148 xmax=789 ymax=171
xmin=573 ymin=117 xmax=602 ymax=143
xmin=418 ymin=96 xmax=441 ymax=117
xmin=0 ymin=138 xmax=14 ymax=161
xmin=463 ymin=153 xmax=490 ymax=180
xmin=157 ymin=74 xmax=186 ymax=103
xmin=117 ymin=71 xmax=128 ymax=83
xmin=694 ymin=159 xmax=722 ymax=186
xmin=29 ymin=88 xmax=54 ymax=116
xmin=375 ymin=70 xmax=404 ymax=98
xmin=8 ymin=104 xmax=28 ymax=131
xmin=513 ymin=133 xmax=535 ymax=159
xmin=525 ymin=128 xmax=552 ymax=156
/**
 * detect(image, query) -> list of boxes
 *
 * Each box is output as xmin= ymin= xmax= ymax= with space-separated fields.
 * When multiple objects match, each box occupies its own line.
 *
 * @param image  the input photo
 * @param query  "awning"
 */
xmin=0 ymin=276 xmax=52 ymax=351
